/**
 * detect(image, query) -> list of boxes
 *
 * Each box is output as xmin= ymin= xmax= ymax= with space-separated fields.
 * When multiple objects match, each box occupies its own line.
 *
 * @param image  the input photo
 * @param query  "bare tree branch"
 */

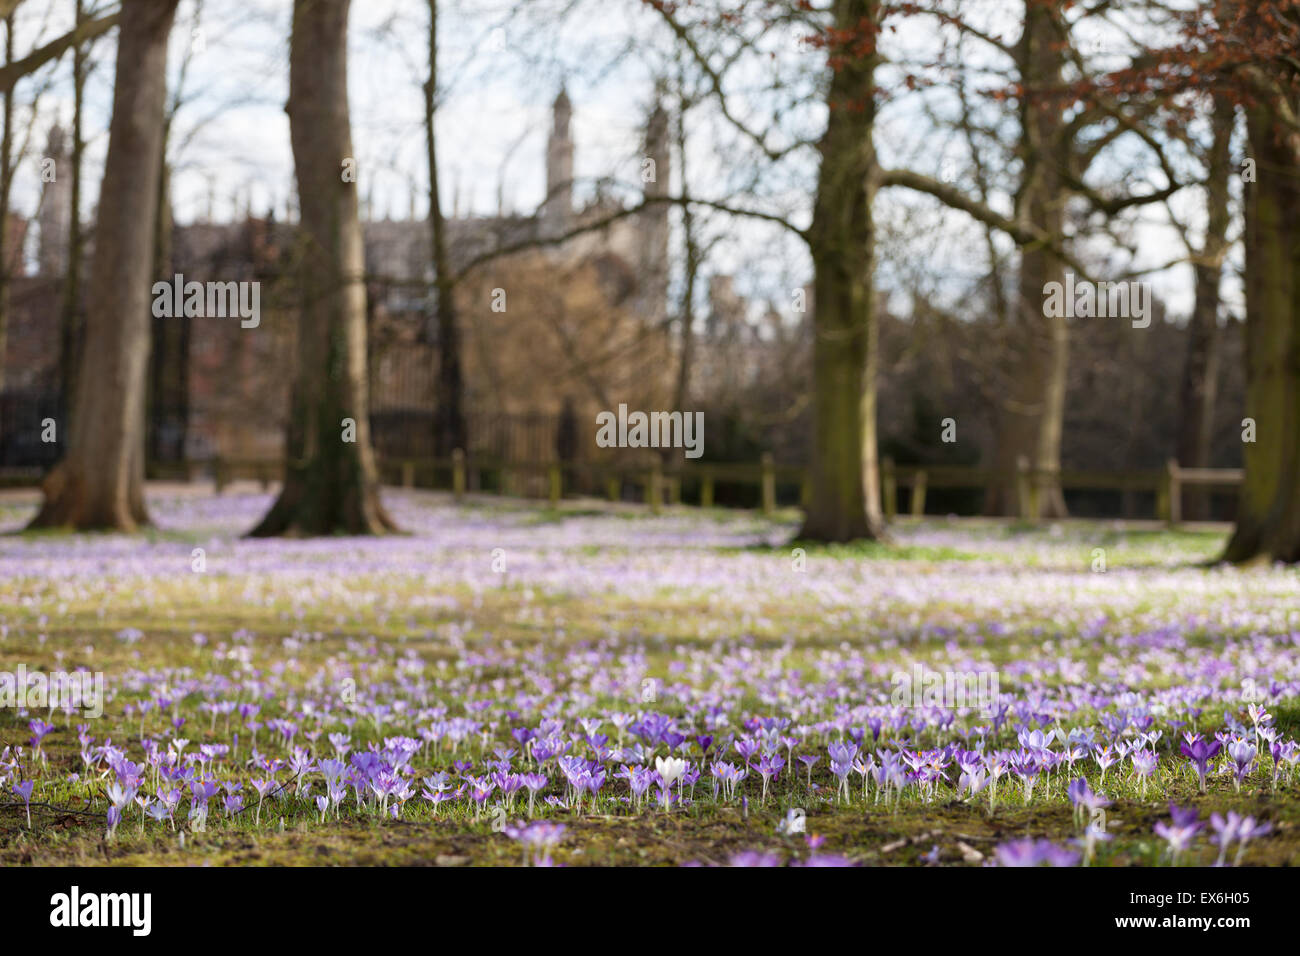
xmin=0 ymin=9 xmax=118 ymax=93
xmin=878 ymin=166 xmax=1096 ymax=280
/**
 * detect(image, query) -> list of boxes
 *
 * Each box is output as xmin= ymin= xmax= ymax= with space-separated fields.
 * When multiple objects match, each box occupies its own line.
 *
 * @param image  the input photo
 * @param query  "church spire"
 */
xmin=638 ymin=88 xmax=671 ymax=324
xmin=542 ymin=85 xmax=573 ymax=234
xmin=37 ymin=123 xmax=72 ymax=277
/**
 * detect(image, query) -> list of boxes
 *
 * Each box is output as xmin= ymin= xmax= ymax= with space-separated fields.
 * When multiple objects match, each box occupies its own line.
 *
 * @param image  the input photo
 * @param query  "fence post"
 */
xmin=647 ymin=460 xmax=662 ymax=514
xmin=911 ymin=468 xmax=927 ymax=517
xmin=669 ymin=474 xmax=682 ymax=505
xmin=882 ymin=457 xmax=897 ymax=518
xmin=1161 ymin=458 xmax=1181 ymax=526
xmin=761 ymin=453 xmax=776 ymax=515
xmin=606 ymin=472 xmax=620 ymax=502
xmin=214 ymin=458 xmax=228 ymax=495
xmin=1016 ymin=456 xmax=1032 ymax=521
xmin=548 ymin=463 xmax=562 ymax=507
xmin=452 ymin=449 xmax=465 ymax=501
xmin=401 ymin=460 xmax=415 ymax=489
xmin=701 ymin=467 xmax=714 ymax=508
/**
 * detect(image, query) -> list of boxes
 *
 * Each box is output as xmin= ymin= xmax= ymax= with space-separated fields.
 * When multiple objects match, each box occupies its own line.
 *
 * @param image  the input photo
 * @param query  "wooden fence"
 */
xmin=882 ymin=456 xmax=1242 ymax=524
xmin=191 ymin=452 xmax=1241 ymax=525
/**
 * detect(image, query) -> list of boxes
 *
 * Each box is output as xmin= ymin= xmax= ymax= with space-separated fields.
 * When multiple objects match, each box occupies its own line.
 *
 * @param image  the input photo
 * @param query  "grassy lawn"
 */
xmin=0 ymin=489 xmax=1296 ymax=866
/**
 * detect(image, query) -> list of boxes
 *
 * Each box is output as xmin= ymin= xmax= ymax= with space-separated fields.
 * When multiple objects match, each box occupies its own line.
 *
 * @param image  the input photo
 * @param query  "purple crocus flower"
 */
xmin=250 ymin=778 xmax=277 ymax=826
xmin=827 ymin=741 xmax=859 ymax=766
xmin=1210 ymin=812 xmax=1272 ymax=866
xmin=1130 ymin=749 xmax=1158 ymax=796
xmin=29 ymin=719 xmax=55 ymax=756
xmin=1153 ymin=804 xmax=1201 ymax=863
xmin=802 ymin=853 xmax=857 ymax=867
xmin=505 ymin=820 xmax=566 ymax=866
xmin=752 ymin=752 xmax=785 ymax=804
xmin=993 ymin=838 xmax=1079 ymax=867
xmin=1179 ymin=734 xmax=1222 ymax=793
xmin=1225 ymin=739 xmax=1256 ymax=791
xmin=798 ymin=754 xmax=820 ymax=789
xmin=13 ymin=780 xmax=34 ymax=828
xmin=1066 ymin=777 xmax=1110 ymax=829
xmin=728 ymin=851 xmax=782 ymax=867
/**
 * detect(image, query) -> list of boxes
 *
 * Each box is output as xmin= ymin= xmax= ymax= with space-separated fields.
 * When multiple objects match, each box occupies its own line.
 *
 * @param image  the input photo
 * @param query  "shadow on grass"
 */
xmin=2 ymin=524 xmax=206 ymax=545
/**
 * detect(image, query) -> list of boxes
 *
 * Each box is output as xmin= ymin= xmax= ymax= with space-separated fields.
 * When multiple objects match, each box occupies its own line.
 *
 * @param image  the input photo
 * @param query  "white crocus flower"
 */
xmin=655 ymin=756 xmax=687 ymax=811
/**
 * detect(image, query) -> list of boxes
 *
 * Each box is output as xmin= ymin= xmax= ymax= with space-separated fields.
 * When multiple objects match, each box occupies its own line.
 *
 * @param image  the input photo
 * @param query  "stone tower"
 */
xmin=542 ymin=87 xmax=573 ymax=234
xmin=38 ymin=124 xmax=72 ymax=277
xmin=638 ymin=96 xmax=670 ymax=324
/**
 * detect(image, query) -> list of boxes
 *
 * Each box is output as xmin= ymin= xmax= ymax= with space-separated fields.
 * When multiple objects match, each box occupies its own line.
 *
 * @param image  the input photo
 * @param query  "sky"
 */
xmin=8 ymin=0 xmax=1239 ymax=324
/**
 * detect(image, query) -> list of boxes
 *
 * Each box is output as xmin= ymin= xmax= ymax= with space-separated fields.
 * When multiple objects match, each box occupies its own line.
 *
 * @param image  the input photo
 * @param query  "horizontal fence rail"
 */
xmin=131 ymin=452 xmax=1242 ymax=526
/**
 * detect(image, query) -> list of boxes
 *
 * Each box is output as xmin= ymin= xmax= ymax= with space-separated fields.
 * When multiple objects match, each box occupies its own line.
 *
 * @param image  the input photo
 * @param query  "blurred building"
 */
xmin=1 ymin=95 xmax=680 ymax=470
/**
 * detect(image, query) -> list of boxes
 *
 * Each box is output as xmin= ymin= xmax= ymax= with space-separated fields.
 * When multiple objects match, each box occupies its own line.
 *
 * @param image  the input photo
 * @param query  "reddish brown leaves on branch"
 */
xmin=1083 ymin=1 xmax=1300 ymax=107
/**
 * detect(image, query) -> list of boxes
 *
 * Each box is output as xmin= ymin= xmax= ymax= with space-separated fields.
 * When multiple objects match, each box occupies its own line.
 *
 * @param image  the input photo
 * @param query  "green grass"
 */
xmin=1 ymin=503 xmax=1296 ymax=866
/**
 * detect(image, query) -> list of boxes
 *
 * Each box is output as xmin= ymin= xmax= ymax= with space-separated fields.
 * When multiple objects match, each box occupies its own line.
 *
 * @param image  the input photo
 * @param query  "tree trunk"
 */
xmin=1177 ymin=96 xmax=1232 ymax=520
xmin=673 ymin=96 xmax=697 ymax=413
xmin=985 ymin=1 xmax=1070 ymax=518
xmin=426 ymin=0 xmax=465 ymax=458
xmin=58 ymin=0 xmax=88 ymax=421
xmin=147 ymin=158 xmax=175 ymax=463
xmin=1222 ymin=95 xmax=1300 ymax=562
xmin=798 ymin=0 xmax=886 ymax=543
xmin=0 ymin=13 xmax=14 ymax=395
xmin=250 ymin=0 xmax=396 ymax=537
xmin=28 ymin=0 xmax=177 ymax=531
